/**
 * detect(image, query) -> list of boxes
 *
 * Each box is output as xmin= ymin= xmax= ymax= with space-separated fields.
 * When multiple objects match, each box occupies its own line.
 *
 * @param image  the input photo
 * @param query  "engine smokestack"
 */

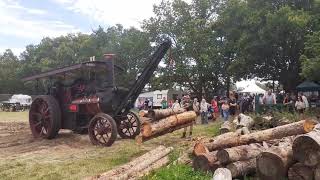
xmin=103 ymin=54 xmax=115 ymax=87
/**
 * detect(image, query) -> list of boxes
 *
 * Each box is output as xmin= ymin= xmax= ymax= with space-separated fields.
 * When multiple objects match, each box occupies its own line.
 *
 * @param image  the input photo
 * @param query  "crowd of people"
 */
xmin=138 ymin=90 xmax=313 ymax=125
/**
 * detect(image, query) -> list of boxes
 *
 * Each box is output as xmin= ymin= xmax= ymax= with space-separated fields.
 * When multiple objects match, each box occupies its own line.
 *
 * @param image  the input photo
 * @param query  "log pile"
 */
xmin=90 ymin=146 xmax=173 ymax=180
xmin=136 ymin=110 xmax=196 ymax=143
xmin=191 ymin=117 xmax=319 ymax=179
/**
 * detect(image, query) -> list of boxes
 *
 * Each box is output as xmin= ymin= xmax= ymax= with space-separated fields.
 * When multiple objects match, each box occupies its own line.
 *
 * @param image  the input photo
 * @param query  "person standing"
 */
xmin=211 ymin=97 xmax=219 ymax=120
xmin=200 ymin=98 xmax=209 ymax=124
xmin=193 ymin=98 xmax=200 ymax=114
xmin=263 ymin=90 xmax=276 ymax=105
xmin=161 ymin=97 xmax=168 ymax=109
xmin=299 ymin=93 xmax=309 ymax=110
xmin=172 ymin=100 xmax=181 ymax=109
xmin=295 ymin=96 xmax=306 ymax=114
xmin=222 ymin=100 xmax=230 ymax=121
xmin=229 ymin=95 xmax=237 ymax=116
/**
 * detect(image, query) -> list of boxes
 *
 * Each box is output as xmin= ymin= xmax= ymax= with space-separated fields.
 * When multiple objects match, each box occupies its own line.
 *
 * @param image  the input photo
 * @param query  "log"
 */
xmin=217 ymin=143 xmax=265 ymax=164
xmin=235 ymin=127 xmax=250 ymax=135
xmin=204 ymin=120 xmax=316 ymax=152
xmin=136 ymin=122 xmax=194 ymax=144
xmin=193 ymin=132 xmax=241 ymax=155
xmin=288 ymin=163 xmax=314 ymax=180
xmin=293 ymin=123 xmax=320 ymax=166
xmin=213 ymin=168 xmax=232 ymax=180
xmin=93 ymin=146 xmax=169 ymax=179
xmin=236 ymin=113 xmax=254 ymax=129
xmin=193 ymin=151 xmax=218 ymax=173
xmin=98 ymin=146 xmax=173 ymax=180
xmin=139 ymin=110 xmax=148 ymax=117
xmin=226 ymin=158 xmax=256 ymax=178
xmin=141 ymin=111 xmax=196 ymax=137
xmin=315 ymin=163 xmax=320 ymax=180
xmin=219 ymin=121 xmax=234 ymax=134
xmin=256 ymin=141 xmax=294 ymax=180
xmin=147 ymin=108 xmax=186 ymax=121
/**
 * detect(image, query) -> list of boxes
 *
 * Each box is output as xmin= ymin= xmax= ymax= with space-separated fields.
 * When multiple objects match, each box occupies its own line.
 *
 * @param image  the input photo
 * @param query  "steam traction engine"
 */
xmin=22 ymin=40 xmax=171 ymax=146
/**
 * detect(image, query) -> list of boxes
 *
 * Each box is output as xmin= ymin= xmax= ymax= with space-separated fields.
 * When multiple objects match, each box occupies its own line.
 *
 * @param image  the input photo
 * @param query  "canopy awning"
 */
xmin=296 ymin=81 xmax=320 ymax=91
xmin=240 ymin=83 xmax=266 ymax=94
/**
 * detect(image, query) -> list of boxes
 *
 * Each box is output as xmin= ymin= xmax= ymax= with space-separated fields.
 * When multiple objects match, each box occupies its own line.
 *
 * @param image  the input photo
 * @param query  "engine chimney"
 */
xmin=103 ymin=54 xmax=115 ymax=87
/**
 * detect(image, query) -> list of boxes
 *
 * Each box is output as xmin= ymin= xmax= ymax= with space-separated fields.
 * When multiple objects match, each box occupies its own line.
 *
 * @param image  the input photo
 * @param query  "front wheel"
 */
xmin=117 ymin=111 xmax=141 ymax=139
xmin=88 ymin=113 xmax=117 ymax=146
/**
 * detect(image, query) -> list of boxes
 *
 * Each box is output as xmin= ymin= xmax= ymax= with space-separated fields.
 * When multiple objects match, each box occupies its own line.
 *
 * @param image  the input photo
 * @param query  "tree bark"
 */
xmin=256 ymin=141 xmax=294 ymax=180
xmin=236 ymin=113 xmax=254 ymax=129
xmin=220 ymin=121 xmax=234 ymax=134
xmin=204 ymin=120 xmax=316 ymax=152
xmin=315 ymin=163 xmax=320 ymax=180
xmin=235 ymin=127 xmax=250 ymax=135
xmin=217 ymin=143 xmax=265 ymax=164
xmin=193 ymin=151 xmax=219 ymax=173
xmin=226 ymin=158 xmax=256 ymax=178
xmin=147 ymin=108 xmax=186 ymax=121
xmin=213 ymin=168 xmax=232 ymax=180
xmin=139 ymin=110 xmax=148 ymax=117
xmin=293 ymin=123 xmax=320 ymax=167
xmin=288 ymin=163 xmax=314 ymax=180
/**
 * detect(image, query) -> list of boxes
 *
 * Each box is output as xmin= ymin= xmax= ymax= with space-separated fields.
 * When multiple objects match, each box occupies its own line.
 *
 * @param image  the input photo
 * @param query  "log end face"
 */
xmin=217 ymin=150 xmax=230 ymax=165
xmin=303 ymin=119 xmax=318 ymax=133
xmin=193 ymin=142 xmax=209 ymax=156
xmin=257 ymin=152 xmax=286 ymax=179
xmin=293 ymin=135 xmax=320 ymax=167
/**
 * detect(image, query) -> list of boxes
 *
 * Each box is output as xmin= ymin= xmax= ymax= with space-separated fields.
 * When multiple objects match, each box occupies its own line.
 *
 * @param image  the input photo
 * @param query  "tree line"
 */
xmin=1 ymin=0 xmax=320 ymax=97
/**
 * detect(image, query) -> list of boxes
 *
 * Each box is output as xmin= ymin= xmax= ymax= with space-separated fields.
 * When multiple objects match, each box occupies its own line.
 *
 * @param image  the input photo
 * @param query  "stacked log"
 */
xmin=219 ymin=121 xmax=234 ymax=134
xmin=90 ymin=146 xmax=173 ymax=180
xmin=147 ymin=108 xmax=186 ymax=121
xmin=191 ymin=118 xmax=318 ymax=179
xmin=136 ymin=110 xmax=196 ymax=143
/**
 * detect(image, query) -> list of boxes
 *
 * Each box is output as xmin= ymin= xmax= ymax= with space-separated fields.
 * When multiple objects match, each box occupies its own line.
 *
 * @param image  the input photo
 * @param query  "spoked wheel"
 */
xmin=117 ymin=111 xmax=141 ymax=139
xmin=29 ymin=95 xmax=61 ymax=139
xmin=88 ymin=113 xmax=117 ymax=146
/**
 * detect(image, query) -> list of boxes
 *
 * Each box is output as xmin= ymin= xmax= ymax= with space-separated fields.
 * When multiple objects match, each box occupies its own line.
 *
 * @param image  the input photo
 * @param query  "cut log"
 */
xmin=193 ymin=151 xmax=219 ymax=173
xmin=136 ymin=122 xmax=194 ymax=144
xmin=315 ymin=163 xmax=320 ymax=180
xmin=288 ymin=163 xmax=314 ymax=180
xmin=219 ymin=121 xmax=234 ymax=134
xmin=139 ymin=110 xmax=148 ymax=117
xmin=204 ymin=120 xmax=316 ymax=152
xmin=96 ymin=146 xmax=173 ymax=180
xmin=193 ymin=132 xmax=241 ymax=155
xmin=217 ymin=143 xmax=265 ymax=164
xmin=226 ymin=158 xmax=256 ymax=178
xmin=236 ymin=113 xmax=254 ymax=129
xmin=147 ymin=108 xmax=186 ymax=121
xmin=293 ymin=123 xmax=320 ymax=167
xmin=256 ymin=141 xmax=294 ymax=180
xmin=141 ymin=111 xmax=196 ymax=137
xmin=235 ymin=127 xmax=250 ymax=135
xmin=92 ymin=146 xmax=170 ymax=179
xmin=213 ymin=168 xmax=232 ymax=180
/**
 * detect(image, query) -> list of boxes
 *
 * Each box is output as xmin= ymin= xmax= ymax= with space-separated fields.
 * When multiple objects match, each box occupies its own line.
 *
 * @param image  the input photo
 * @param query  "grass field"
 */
xmin=0 ymin=112 xmax=221 ymax=180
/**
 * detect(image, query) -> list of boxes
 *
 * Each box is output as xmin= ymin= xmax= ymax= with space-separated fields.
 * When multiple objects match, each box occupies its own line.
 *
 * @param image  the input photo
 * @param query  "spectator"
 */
xmin=299 ymin=93 xmax=309 ymax=109
xmin=229 ymin=94 xmax=237 ymax=116
xmin=240 ymin=93 xmax=250 ymax=113
xmin=295 ymin=96 xmax=305 ymax=114
xmin=193 ymin=98 xmax=200 ymax=114
xmin=200 ymin=98 xmax=209 ymax=124
xmin=144 ymin=99 xmax=149 ymax=110
xmin=172 ymin=100 xmax=181 ymax=109
xmin=211 ymin=97 xmax=219 ymax=120
xmin=161 ymin=97 xmax=168 ymax=109
xmin=168 ymin=99 xmax=173 ymax=108
xmin=263 ymin=90 xmax=276 ymax=105
xmin=222 ymin=100 xmax=230 ymax=121
xmin=283 ymin=93 xmax=294 ymax=112
xmin=148 ymin=99 xmax=153 ymax=109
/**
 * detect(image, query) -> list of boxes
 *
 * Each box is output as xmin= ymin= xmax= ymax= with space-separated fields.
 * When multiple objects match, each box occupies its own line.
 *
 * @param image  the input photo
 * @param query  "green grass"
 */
xmin=0 ymin=111 xmax=28 ymax=122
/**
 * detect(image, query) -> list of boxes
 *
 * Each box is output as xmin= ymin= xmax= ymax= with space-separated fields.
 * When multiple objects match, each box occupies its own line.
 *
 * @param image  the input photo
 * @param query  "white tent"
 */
xmin=240 ymin=83 xmax=266 ymax=94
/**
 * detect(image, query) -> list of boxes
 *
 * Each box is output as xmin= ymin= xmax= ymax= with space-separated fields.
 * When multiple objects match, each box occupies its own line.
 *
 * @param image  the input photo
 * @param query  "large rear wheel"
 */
xmin=29 ymin=95 xmax=61 ymax=139
xmin=117 ymin=111 xmax=141 ymax=139
xmin=88 ymin=113 xmax=117 ymax=146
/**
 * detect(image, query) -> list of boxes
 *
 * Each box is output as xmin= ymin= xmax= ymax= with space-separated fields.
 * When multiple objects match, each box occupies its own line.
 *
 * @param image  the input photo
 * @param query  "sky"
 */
xmin=0 ymin=0 xmax=166 ymax=55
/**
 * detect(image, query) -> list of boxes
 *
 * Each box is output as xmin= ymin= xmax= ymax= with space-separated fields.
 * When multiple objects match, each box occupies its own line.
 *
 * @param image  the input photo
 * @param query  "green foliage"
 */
xmin=141 ymin=164 xmax=212 ymax=180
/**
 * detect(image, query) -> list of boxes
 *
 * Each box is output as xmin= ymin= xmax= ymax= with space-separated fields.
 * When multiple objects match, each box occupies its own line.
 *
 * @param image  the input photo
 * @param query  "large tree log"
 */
xmin=219 ymin=121 xmax=234 ymax=134
xmin=193 ymin=132 xmax=240 ymax=156
xmin=193 ymin=151 xmax=219 ymax=173
xmin=235 ymin=127 xmax=250 ymax=135
xmin=141 ymin=111 xmax=196 ymax=137
xmin=201 ymin=120 xmax=316 ymax=152
xmin=226 ymin=158 xmax=256 ymax=178
xmin=256 ymin=141 xmax=294 ymax=180
xmin=148 ymin=108 xmax=186 ymax=121
xmin=92 ymin=146 xmax=171 ymax=179
xmin=139 ymin=110 xmax=149 ymax=117
xmin=217 ymin=143 xmax=265 ymax=164
xmin=315 ymin=163 xmax=320 ymax=180
xmin=293 ymin=123 xmax=320 ymax=167
xmin=236 ymin=113 xmax=254 ymax=129
xmin=288 ymin=163 xmax=314 ymax=180
xmin=213 ymin=168 xmax=232 ymax=180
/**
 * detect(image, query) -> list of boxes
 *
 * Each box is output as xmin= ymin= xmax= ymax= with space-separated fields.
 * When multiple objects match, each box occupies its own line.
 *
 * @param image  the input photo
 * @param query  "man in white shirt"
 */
xmin=299 ymin=92 xmax=309 ymax=109
xmin=263 ymin=90 xmax=276 ymax=105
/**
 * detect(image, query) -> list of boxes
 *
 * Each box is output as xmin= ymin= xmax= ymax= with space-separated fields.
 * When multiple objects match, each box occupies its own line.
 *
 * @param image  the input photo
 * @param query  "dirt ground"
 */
xmin=0 ymin=112 xmax=219 ymax=180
